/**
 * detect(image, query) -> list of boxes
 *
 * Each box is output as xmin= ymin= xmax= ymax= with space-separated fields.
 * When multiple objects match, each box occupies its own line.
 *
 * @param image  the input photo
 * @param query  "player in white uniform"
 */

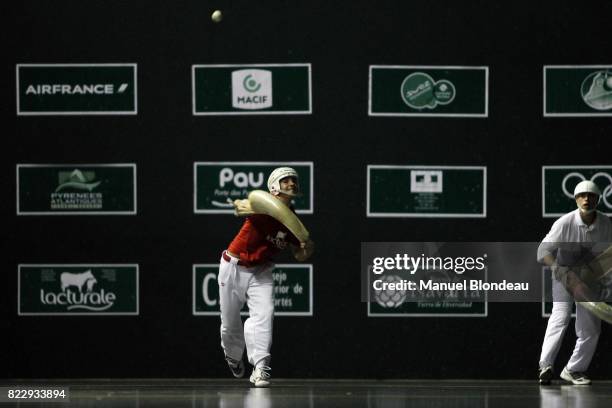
xmin=218 ymin=167 xmax=314 ymax=387
xmin=538 ymin=180 xmax=612 ymax=385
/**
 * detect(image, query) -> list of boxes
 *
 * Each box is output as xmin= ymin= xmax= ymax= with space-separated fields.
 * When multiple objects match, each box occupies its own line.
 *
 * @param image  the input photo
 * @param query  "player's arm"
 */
xmin=537 ymin=221 xmax=573 ymax=288
xmin=540 ymin=253 xmax=556 ymax=267
xmin=538 ymin=233 xmax=565 ymax=281
xmin=292 ymin=239 xmax=314 ymax=262
xmin=537 ymin=219 xmax=564 ymax=264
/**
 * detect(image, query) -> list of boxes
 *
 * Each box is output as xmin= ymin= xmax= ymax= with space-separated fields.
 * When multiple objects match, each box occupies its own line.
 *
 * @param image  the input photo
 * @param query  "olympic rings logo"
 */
xmin=561 ymin=172 xmax=612 ymax=209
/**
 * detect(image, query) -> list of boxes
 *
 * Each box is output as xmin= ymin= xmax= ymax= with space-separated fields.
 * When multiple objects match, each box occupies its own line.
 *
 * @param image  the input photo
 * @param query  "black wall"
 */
xmin=3 ymin=0 xmax=611 ymax=379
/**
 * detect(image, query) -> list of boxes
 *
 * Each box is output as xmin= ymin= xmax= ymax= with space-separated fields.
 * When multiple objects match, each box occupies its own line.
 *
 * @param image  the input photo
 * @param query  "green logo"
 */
xmin=232 ymin=69 xmax=272 ymax=109
xmin=243 ymin=74 xmax=262 ymax=93
xmin=367 ymin=166 xmax=486 ymax=217
xmin=370 ymin=65 xmax=487 ymax=117
xmin=581 ymin=70 xmax=612 ymax=111
xmin=18 ymin=265 xmax=139 ymax=315
xmin=542 ymin=166 xmax=612 ymax=217
xmin=192 ymin=64 xmax=311 ymax=115
xmin=400 ymin=73 xmax=456 ymax=109
xmin=56 ymin=170 xmax=101 ymax=192
xmin=193 ymin=264 xmax=313 ymax=316
xmin=17 ymin=64 xmax=137 ymax=115
xmin=194 ymin=162 xmax=313 ymax=214
xmin=17 ymin=164 xmax=137 ymax=215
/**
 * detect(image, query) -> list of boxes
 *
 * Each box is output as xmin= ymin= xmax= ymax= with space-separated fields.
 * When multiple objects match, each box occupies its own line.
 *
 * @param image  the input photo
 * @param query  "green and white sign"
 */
xmin=194 ymin=162 xmax=313 ymax=214
xmin=193 ymin=264 xmax=313 ymax=316
xmin=542 ymin=166 xmax=612 ymax=217
xmin=367 ymin=165 xmax=487 ymax=217
xmin=17 ymin=164 xmax=137 ymax=215
xmin=544 ymin=65 xmax=612 ymax=117
xmin=18 ymin=264 xmax=139 ymax=315
xmin=192 ymin=64 xmax=312 ymax=115
xmin=369 ymin=65 xmax=488 ymax=117
xmin=16 ymin=64 xmax=137 ymax=115
xmin=367 ymin=270 xmax=487 ymax=317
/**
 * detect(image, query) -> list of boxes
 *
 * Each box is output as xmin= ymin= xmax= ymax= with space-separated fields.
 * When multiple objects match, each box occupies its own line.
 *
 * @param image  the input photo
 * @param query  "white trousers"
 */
xmin=218 ymin=254 xmax=274 ymax=368
xmin=539 ymin=274 xmax=601 ymax=372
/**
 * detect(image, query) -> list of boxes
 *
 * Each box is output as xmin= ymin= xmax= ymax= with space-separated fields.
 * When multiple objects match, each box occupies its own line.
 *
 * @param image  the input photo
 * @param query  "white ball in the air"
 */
xmin=211 ymin=10 xmax=223 ymax=23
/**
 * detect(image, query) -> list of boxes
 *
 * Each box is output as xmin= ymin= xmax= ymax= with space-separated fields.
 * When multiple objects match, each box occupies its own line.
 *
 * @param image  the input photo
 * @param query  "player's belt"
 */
xmin=222 ymin=250 xmax=250 ymax=267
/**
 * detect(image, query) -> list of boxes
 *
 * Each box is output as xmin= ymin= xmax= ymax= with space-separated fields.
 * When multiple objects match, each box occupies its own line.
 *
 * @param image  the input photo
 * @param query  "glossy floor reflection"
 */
xmin=2 ymin=380 xmax=612 ymax=407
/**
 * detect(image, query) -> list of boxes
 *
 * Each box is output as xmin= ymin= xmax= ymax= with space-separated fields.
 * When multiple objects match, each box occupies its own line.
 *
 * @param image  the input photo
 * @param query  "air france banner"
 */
xmin=367 ymin=165 xmax=486 ymax=218
xmin=544 ymin=65 xmax=612 ymax=117
xmin=369 ymin=65 xmax=488 ymax=117
xmin=194 ymin=162 xmax=313 ymax=214
xmin=542 ymin=166 xmax=612 ymax=217
xmin=18 ymin=264 xmax=139 ymax=315
xmin=16 ymin=64 xmax=137 ymax=115
xmin=193 ymin=264 xmax=313 ymax=316
xmin=192 ymin=64 xmax=312 ymax=115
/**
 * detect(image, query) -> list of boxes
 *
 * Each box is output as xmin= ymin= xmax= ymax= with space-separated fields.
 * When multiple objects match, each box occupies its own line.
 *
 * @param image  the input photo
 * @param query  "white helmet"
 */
xmin=574 ymin=180 xmax=601 ymax=214
xmin=573 ymin=180 xmax=601 ymax=197
xmin=267 ymin=167 xmax=299 ymax=197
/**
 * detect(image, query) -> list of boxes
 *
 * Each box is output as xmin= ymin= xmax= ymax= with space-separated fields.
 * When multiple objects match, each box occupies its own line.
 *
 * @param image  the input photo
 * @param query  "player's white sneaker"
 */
xmin=249 ymin=366 xmax=271 ymax=387
xmin=225 ymin=356 xmax=245 ymax=378
xmin=560 ymin=367 xmax=591 ymax=385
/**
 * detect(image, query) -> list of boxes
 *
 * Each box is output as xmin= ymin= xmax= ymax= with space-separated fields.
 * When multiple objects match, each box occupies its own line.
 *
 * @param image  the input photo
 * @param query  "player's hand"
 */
xmin=300 ymin=239 xmax=314 ymax=249
xmin=552 ymin=265 xmax=570 ymax=282
xmin=553 ymin=264 xmax=598 ymax=302
xmin=229 ymin=198 xmax=254 ymax=217
xmin=294 ymin=239 xmax=314 ymax=261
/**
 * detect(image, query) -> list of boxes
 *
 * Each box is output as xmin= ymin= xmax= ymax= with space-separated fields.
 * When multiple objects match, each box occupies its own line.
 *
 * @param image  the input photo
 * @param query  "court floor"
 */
xmin=2 ymin=379 xmax=612 ymax=407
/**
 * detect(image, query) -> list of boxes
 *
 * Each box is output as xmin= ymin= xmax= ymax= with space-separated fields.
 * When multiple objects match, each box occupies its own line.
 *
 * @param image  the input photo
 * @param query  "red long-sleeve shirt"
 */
xmin=228 ymin=214 xmax=300 ymax=266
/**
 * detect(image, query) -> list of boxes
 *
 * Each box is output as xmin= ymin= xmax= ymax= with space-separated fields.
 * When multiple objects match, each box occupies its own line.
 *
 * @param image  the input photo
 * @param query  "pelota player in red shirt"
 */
xmin=219 ymin=167 xmax=314 ymax=387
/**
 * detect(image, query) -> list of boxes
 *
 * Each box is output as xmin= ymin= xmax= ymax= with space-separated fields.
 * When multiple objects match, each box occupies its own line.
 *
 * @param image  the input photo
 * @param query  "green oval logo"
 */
xmin=401 ymin=72 xmax=456 ymax=110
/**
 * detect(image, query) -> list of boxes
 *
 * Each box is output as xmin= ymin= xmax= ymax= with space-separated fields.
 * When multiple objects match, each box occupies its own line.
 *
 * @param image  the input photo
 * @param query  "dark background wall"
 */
xmin=2 ymin=0 xmax=611 ymax=379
